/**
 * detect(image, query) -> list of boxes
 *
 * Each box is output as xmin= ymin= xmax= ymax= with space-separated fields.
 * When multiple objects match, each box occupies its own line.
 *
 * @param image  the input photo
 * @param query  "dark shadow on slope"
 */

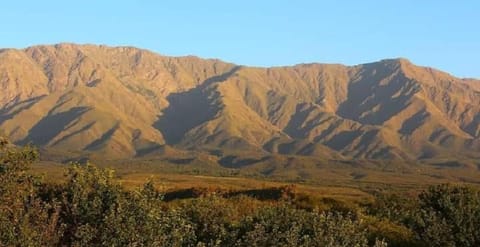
xmin=131 ymin=129 xmax=164 ymax=157
xmin=154 ymin=66 xmax=241 ymax=145
xmin=0 ymin=95 xmax=47 ymax=125
xmin=202 ymin=66 xmax=242 ymax=86
xmin=370 ymin=147 xmax=394 ymax=159
xmin=50 ymin=121 xmax=96 ymax=146
xmin=312 ymin=119 xmax=345 ymax=143
xmin=86 ymin=79 xmax=102 ymax=87
xmin=429 ymin=128 xmax=447 ymax=142
xmin=431 ymin=161 xmax=464 ymax=168
xmin=325 ymin=130 xmax=363 ymax=151
xmin=348 ymin=129 xmax=394 ymax=159
xmin=134 ymin=145 xmax=163 ymax=157
xmin=84 ymin=122 xmax=120 ymax=151
xmin=429 ymin=128 xmax=456 ymax=147
xmin=337 ymin=61 xmax=420 ymax=125
xmin=464 ymin=113 xmax=480 ymax=137
xmin=283 ymin=103 xmax=337 ymax=140
xmin=283 ymin=103 xmax=314 ymax=138
xmin=167 ymin=158 xmax=195 ymax=165
xmin=18 ymin=106 xmax=91 ymax=146
xmin=350 ymin=130 xmax=378 ymax=157
xmin=276 ymin=139 xmax=314 ymax=155
xmin=219 ymin=155 xmax=269 ymax=168
xmin=399 ymin=110 xmax=429 ymax=135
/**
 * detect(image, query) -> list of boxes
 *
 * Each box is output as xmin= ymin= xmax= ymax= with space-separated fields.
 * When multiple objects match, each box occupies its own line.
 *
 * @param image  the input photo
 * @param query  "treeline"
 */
xmin=1 ymin=139 xmax=480 ymax=246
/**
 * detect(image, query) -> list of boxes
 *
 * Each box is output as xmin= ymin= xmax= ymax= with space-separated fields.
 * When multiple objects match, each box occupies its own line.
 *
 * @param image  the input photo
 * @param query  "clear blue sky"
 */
xmin=1 ymin=1 xmax=478 ymax=78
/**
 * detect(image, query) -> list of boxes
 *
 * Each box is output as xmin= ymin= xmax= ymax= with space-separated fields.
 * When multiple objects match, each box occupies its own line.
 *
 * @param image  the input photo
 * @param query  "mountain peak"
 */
xmin=19 ymin=43 xmax=424 ymax=71
xmin=379 ymin=57 xmax=412 ymax=64
xmin=0 ymin=43 xmax=479 ymax=161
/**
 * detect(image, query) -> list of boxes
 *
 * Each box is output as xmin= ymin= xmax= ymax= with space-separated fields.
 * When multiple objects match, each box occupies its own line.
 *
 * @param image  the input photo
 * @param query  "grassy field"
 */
xmin=31 ymin=161 xmax=372 ymax=203
xmin=31 ymin=154 xmax=480 ymax=206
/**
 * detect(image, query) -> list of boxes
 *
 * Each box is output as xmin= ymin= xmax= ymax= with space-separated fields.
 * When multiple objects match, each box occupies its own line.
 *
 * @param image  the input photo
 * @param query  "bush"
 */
xmin=59 ymin=164 xmax=196 ymax=246
xmin=364 ymin=215 xmax=419 ymax=247
xmin=236 ymin=205 xmax=370 ymax=247
xmin=369 ymin=192 xmax=418 ymax=225
xmin=179 ymin=196 xmax=239 ymax=246
xmin=0 ymin=138 xmax=63 ymax=246
xmin=412 ymin=184 xmax=480 ymax=247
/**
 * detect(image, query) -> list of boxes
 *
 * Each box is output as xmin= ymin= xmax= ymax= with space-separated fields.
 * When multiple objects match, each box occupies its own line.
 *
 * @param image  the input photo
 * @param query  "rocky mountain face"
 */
xmin=1 ymin=43 xmax=479 ymax=161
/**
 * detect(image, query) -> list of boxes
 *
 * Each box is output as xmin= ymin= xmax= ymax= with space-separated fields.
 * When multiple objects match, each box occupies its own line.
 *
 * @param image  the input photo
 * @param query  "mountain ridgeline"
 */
xmin=1 ymin=44 xmax=480 ymax=164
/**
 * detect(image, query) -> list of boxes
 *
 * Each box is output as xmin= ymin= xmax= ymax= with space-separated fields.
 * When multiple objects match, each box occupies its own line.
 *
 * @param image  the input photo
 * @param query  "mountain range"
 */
xmin=1 ymin=43 xmax=480 ymax=166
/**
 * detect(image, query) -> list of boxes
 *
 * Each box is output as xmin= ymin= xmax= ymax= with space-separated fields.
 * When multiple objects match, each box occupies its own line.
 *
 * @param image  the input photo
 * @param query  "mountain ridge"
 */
xmin=1 ymin=43 xmax=480 ymax=164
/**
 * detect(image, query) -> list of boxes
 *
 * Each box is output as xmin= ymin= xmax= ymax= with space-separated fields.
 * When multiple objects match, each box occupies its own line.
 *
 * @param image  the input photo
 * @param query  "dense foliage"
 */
xmin=1 ymin=138 xmax=480 ymax=246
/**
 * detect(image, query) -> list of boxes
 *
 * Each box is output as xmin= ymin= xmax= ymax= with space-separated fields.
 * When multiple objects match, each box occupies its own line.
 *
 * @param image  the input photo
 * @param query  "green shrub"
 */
xmin=236 ymin=205 xmax=370 ymax=247
xmin=179 ymin=196 xmax=239 ymax=246
xmin=59 ymin=163 xmax=196 ymax=246
xmin=0 ymin=138 xmax=63 ymax=246
xmin=369 ymin=192 xmax=418 ymax=225
xmin=364 ymin=215 xmax=419 ymax=247
xmin=412 ymin=184 xmax=480 ymax=247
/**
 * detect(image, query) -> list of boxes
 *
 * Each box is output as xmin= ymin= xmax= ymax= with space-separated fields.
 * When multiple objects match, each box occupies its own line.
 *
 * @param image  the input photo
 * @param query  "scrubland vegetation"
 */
xmin=2 ymin=138 xmax=480 ymax=247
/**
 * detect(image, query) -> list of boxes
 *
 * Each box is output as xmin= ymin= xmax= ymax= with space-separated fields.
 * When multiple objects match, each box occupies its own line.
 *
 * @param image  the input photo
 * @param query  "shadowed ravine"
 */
xmin=19 ymin=106 xmax=91 ymax=146
xmin=154 ymin=66 xmax=241 ymax=144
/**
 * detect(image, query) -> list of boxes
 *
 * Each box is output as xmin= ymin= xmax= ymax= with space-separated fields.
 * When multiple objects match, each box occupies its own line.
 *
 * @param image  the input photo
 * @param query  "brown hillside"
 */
xmin=1 ymin=44 xmax=479 ymax=161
